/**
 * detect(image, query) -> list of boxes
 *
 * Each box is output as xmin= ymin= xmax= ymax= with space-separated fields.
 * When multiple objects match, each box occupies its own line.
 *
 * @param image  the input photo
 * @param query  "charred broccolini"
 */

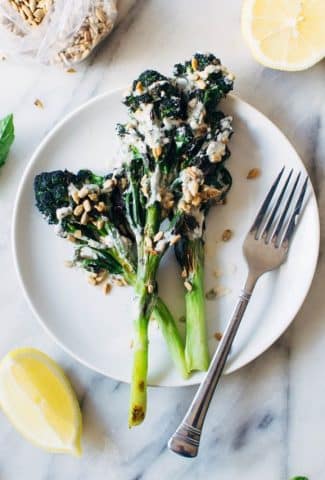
xmin=34 ymin=52 xmax=235 ymax=427
xmin=119 ymin=53 xmax=234 ymax=376
xmin=34 ymin=168 xmax=188 ymax=382
xmin=170 ymin=53 xmax=234 ymax=372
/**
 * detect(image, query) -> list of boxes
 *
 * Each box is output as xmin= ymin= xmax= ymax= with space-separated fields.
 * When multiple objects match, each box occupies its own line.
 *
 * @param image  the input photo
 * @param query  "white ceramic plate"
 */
xmin=12 ymin=91 xmax=319 ymax=386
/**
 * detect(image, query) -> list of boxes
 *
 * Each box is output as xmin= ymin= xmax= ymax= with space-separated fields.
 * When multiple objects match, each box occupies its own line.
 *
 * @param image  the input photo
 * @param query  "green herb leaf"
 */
xmin=0 ymin=113 xmax=14 ymax=168
xmin=290 ymin=477 xmax=309 ymax=480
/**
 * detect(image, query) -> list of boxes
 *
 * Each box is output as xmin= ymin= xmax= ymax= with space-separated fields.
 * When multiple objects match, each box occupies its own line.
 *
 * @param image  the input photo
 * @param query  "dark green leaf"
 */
xmin=0 ymin=113 xmax=14 ymax=168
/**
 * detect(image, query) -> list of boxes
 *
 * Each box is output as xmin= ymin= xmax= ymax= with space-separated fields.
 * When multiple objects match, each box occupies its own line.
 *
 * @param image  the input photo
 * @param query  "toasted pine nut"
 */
xmin=103 ymin=283 xmax=112 ymax=295
xmin=73 ymin=204 xmax=84 ymax=216
xmin=71 ymin=191 xmax=80 ymax=204
xmin=80 ymin=211 xmax=88 ymax=225
xmin=78 ymin=187 xmax=89 ymax=198
xmin=94 ymin=202 xmax=106 ymax=212
xmin=152 ymin=145 xmax=162 ymax=159
xmin=191 ymin=57 xmax=198 ymax=70
xmin=83 ymin=199 xmax=92 ymax=212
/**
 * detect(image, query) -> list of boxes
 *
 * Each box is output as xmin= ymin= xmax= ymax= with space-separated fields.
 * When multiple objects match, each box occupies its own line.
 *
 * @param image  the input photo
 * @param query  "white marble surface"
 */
xmin=0 ymin=0 xmax=324 ymax=478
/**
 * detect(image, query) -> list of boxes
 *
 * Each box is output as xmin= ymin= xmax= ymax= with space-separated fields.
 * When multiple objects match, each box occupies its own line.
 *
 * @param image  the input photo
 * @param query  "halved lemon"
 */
xmin=242 ymin=0 xmax=325 ymax=71
xmin=0 ymin=348 xmax=82 ymax=456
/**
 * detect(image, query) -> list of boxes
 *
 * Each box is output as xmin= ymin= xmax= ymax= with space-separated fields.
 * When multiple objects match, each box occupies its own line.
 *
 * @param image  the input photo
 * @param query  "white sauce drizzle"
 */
xmin=56 ymin=206 xmax=72 ymax=221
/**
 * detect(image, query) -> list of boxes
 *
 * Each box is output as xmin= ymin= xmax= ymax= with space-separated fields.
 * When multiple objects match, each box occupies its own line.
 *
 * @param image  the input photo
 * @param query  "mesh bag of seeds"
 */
xmin=0 ymin=0 xmax=117 ymax=65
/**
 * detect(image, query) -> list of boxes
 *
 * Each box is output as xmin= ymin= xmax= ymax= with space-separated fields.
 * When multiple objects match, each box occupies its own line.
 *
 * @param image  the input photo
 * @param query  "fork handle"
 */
xmin=168 ymin=272 xmax=258 ymax=458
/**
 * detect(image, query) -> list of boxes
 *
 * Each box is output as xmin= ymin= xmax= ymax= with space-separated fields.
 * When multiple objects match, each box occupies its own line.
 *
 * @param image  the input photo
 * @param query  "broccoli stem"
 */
xmin=185 ymin=238 xmax=210 ymax=372
xmin=154 ymin=297 xmax=188 ymax=379
xmin=129 ymin=204 xmax=161 ymax=427
xmin=128 ymin=309 xmax=149 ymax=427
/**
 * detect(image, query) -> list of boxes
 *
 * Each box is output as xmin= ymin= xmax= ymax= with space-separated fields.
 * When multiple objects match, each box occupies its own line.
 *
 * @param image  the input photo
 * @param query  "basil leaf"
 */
xmin=290 ymin=477 xmax=309 ymax=480
xmin=0 ymin=113 xmax=14 ymax=168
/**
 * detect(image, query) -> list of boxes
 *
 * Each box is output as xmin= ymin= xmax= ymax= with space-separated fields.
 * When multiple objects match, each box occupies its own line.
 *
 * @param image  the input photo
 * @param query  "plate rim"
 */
xmin=12 ymin=89 xmax=320 ymax=386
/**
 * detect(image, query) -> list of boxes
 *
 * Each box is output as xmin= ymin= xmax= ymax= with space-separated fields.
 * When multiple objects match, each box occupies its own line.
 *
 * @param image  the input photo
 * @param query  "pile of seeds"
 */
xmin=0 ymin=0 xmax=117 ymax=65
xmin=9 ymin=0 xmax=52 ymax=27
xmin=57 ymin=3 xmax=115 ymax=65
xmin=67 ymin=182 xmax=108 ymax=228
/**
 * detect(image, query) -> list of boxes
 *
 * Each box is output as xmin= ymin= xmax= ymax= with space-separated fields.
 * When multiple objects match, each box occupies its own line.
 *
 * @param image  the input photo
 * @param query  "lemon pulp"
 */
xmin=242 ymin=0 xmax=325 ymax=71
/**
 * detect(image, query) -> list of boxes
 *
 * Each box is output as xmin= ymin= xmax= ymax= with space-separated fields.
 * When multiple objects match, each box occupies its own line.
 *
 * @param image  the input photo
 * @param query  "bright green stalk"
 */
xmin=129 ymin=204 xmax=161 ymax=427
xmin=154 ymin=298 xmax=188 ymax=379
xmin=184 ymin=238 xmax=210 ymax=372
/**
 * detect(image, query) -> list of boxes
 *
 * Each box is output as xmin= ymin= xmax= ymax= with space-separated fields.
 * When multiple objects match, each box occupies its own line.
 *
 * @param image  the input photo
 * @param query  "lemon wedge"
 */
xmin=242 ymin=0 xmax=325 ymax=71
xmin=0 ymin=348 xmax=82 ymax=456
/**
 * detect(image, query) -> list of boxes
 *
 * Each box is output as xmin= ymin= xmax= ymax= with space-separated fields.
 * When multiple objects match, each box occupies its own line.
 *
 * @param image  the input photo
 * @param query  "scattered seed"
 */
xmin=191 ymin=57 xmax=198 ymax=71
xmin=73 ymin=204 xmax=84 ymax=216
xmin=135 ymin=81 xmax=143 ymax=94
xmin=96 ymin=219 xmax=104 ymax=230
xmin=192 ymin=195 xmax=201 ymax=207
xmin=73 ymin=229 xmax=82 ymax=239
xmin=152 ymin=145 xmax=162 ymax=159
xmin=64 ymin=260 xmax=74 ymax=268
xmin=78 ymin=187 xmax=89 ymax=198
xmin=83 ymin=199 xmax=92 ymax=212
xmin=94 ymin=201 xmax=106 ymax=212
xmin=95 ymin=272 xmax=107 ymax=284
xmin=66 ymin=68 xmax=77 ymax=73
xmin=88 ymin=193 xmax=98 ymax=201
xmin=113 ymin=277 xmax=127 ymax=287
xmin=222 ymin=229 xmax=233 ymax=242
xmin=178 ymin=315 xmax=186 ymax=324
xmin=67 ymin=234 xmax=76 ymax=243
xmin=80 ymin=211 xmax=88 ymax=225
xmin=147 ymin=283 xmax=154 ymax=294
xmin=88 ymin=275 xmax=97 ymax=286
xmin=103 ymin=283 xmax=112 ymax=295
xmin=71 ymin=191 xmax=80 ymax=204
xmin=34 ymin=98 xmax=44 ymax=109
xmin=247 ymin=168 xmax=261 ymax=179
xmin=205 ymin=288 xmax=217 ymax=300
xmin=184 ymin=281 xmax=192 ymax=292
xmin=214 ymin=332 xmax=223 ymax=341
xmin=95 ymin=6 xmax=106 ymax=23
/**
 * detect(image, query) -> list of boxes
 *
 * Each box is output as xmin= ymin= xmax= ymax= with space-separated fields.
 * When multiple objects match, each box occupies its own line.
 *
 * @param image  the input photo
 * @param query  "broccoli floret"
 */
xmin=192 ymin=53 xmax=220 ymax=71
xmin=75 ymin=169 xmax=104 ymax=186
xmin=34 ymin=170 xmax=76 ymax=224
xmin=135 ymin=70 xmax=166 ymax=88
xmin=124 ymin=92 xmax=152 ymax=112
xmin=125 ymin=70 xmax=185 ymax=121
xmin=173 ymin=53 xmax=221 ymax=76
xmin=158 ymin=96 xmax=183 ymax=119
xmin=173 ymin=53 xmax=234 ymax=114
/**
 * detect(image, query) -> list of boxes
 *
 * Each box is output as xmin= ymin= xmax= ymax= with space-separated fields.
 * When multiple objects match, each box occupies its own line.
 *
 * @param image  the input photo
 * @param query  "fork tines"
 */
xmin=250 ymin=167 xmax=309 ymax=248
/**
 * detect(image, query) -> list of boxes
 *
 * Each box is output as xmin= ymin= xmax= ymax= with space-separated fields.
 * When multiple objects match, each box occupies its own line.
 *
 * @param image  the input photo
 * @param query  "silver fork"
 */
xmin=168 ymin=167 xmax=308 ymax=458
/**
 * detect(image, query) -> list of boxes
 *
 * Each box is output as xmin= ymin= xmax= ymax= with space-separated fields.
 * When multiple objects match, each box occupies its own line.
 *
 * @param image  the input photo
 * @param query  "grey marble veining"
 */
xmin=0 ymin=0 xmax=324 ymax=478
